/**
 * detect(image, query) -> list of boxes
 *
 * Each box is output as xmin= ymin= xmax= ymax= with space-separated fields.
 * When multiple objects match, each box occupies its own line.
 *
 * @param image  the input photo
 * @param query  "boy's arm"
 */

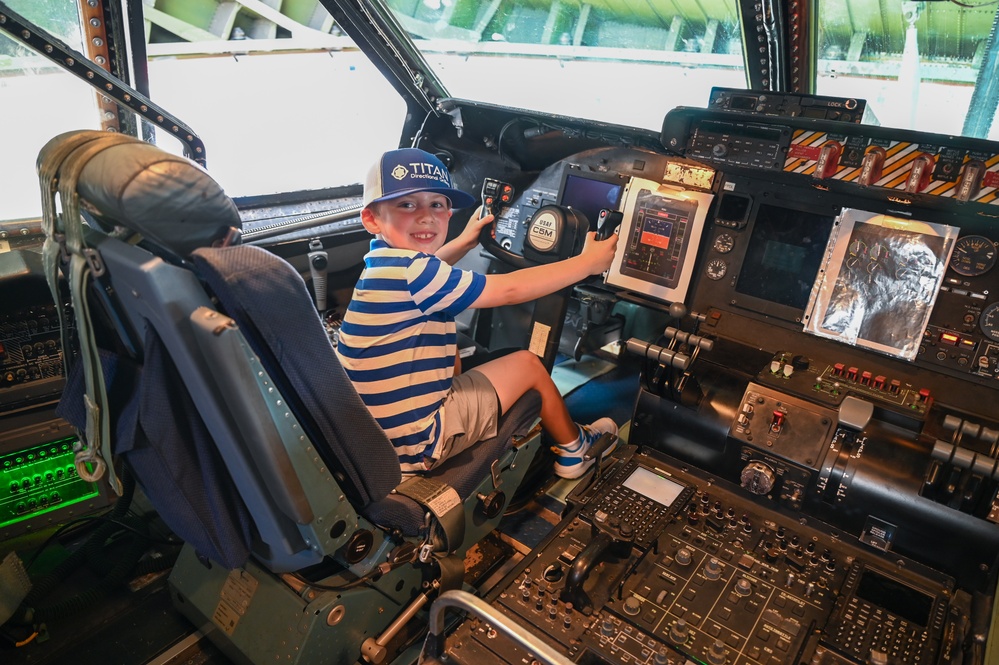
xmin=436 ymin=207 xmax=493 ymax=265
xmin=470 ymin=231 xmax=619 ymax=309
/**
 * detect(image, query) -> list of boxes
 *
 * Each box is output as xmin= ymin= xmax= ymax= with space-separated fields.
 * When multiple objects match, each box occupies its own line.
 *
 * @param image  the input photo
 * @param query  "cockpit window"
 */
xmin=382 ymin=0 xmax=749 ymax=131
xmin=816 ymin=0 xmax=999 ymax=139
xmin=2 ymin=1 xmax=99 ymax=222
xmin=143 ymin=17 xmax=405 ymax=198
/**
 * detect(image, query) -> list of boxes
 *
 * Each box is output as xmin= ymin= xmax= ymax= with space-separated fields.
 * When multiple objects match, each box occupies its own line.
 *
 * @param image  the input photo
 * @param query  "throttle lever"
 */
xmin=596 ymin=208 xmax=623 ymax=240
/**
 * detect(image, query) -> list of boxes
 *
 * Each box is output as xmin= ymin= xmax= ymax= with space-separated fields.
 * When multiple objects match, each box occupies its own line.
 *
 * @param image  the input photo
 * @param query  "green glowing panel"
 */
xmin=0 ymin=437 xmax=100 ymax=529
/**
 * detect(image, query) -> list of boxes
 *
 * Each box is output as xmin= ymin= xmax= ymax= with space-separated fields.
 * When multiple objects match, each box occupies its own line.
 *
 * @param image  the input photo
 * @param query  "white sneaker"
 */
xmin=552 ymin=418 xmax=618 ymax=479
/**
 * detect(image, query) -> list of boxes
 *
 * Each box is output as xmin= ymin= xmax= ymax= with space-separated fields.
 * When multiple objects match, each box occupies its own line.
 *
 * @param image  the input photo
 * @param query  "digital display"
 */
xmin=640 ymin=218 xmax=674 ymax=249
xmin=622 ymin=466 xmax=685 ymax=507
xmin=855 ymin=569 xmax=934 ymax=627
xmin=558 ymin=172 xmax=624 ymax=230
xmin=620 ymin=190 xmax=697 ymax=289
xmin=729 ymin=94 xmax=757 ymax=111
xmin=736 ymin=203 xmax=837 ymax=310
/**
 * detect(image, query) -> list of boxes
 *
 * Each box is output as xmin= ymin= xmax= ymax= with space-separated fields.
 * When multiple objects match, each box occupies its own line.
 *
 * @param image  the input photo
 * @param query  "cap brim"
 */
xmin=368 ymin=186 xmax=477 ymax=210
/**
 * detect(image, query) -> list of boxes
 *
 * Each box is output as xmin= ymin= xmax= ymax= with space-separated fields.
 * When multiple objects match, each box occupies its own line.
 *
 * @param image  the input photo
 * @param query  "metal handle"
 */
xmin=420 ymin=589 xmax=575 ymax=665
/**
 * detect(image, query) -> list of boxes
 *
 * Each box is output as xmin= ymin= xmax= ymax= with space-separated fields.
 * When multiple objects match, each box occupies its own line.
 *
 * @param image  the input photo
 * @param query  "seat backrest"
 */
xmin=44 ymin=131 xmax=401 ymax=572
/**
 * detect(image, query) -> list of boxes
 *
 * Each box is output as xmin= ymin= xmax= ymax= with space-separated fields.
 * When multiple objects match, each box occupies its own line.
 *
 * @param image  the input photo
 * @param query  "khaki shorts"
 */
xmin=430 ymin=369 xmax=500 ymax=467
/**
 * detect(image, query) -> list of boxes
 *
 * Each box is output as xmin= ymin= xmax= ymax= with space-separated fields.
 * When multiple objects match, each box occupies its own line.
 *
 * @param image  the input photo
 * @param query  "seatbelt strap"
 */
xmin=393 ymin=476 xmax=465 ymax=555
xmin=37 ymin=131 xmax=140 ymax=495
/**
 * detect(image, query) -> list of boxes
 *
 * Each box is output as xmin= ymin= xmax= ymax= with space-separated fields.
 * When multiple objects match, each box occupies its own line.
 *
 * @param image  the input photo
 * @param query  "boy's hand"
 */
xmin=580 ymin=230 xmax=620 ymax=274
xmin=457 ymin=205 xmax=494 ymax=246
xmin=472 ymin=205 xmax=495 ymax=237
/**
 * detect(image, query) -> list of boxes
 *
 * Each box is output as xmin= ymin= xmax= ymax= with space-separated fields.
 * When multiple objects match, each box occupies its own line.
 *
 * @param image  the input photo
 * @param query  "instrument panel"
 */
xmin=481 ymin=104 xmax=999 ymax=602
xmin=442 ymin=449 xmax=960 ymax=665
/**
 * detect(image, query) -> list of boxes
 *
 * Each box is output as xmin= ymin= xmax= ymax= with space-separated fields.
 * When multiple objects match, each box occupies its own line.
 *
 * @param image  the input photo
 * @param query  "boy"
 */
xmin=336 ymin=148 xmax=620 ymax=479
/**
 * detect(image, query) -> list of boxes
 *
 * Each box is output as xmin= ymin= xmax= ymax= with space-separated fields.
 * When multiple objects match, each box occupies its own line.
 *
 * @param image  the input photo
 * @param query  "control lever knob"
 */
xmin=476 ymin=490 xmax=506 ymax=518
xmin=668 ymin=618 xmax=689 ymax=644
xmin=596 ymin=209 xmax=623 ymax=240
xmin=703 ymin=557 xmax=722 ymax=580
xmin=707 ymin=639 xmax=728 ymax=665
xmin=622 ymin=596 xmax=641 ymax=616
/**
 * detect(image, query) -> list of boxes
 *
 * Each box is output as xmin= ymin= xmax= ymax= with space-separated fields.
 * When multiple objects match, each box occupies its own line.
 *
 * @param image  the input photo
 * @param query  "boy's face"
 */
xmin=361 ymin=191 xmax=453 ymax=253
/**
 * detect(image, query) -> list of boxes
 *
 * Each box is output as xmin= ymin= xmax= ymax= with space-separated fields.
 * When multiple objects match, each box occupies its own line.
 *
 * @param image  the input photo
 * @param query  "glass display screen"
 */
xmin=736 ymin=203 xmax=837 ymax=310
xmin=855 ymin=569 xmax=934 ymax=627
xmin=558 ymin=172 xmax=625 ymax=230
xmin=622 ymin=467 xmax=686 ymax=507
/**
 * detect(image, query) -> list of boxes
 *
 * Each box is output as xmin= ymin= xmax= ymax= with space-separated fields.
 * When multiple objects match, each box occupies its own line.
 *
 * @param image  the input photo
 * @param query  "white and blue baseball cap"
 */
xmin=363 ymin=148 xmax=476 ymax=210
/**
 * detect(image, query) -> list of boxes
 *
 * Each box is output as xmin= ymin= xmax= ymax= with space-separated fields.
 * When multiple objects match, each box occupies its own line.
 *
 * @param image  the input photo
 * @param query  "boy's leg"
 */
xmin=473 ymin=350 xmax=619 ymax=479
xmin=471 ymin=350 xmax=578 ymax=445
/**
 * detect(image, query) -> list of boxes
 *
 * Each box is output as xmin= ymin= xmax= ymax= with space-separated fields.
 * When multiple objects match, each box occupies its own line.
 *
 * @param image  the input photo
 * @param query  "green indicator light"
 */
xmin=0 ymin=437 xmax=99 ymax=530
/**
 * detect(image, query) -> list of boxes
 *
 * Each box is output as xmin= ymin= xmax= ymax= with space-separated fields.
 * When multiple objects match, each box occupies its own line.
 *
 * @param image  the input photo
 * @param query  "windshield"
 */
xmin=815 ymin=0 xmax=999 ymax=139
xmin=5 ymin=0 xmax=999 ymax=227
xmin=381 ymin=0 xmax=748 ymax=131
xmin=1 ymin=0 xmax=100 ymax=223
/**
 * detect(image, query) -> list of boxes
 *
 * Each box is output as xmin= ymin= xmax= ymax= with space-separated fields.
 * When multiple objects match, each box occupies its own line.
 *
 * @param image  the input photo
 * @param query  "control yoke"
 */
xmin=479 ymin=178 xmax=590 ymax=269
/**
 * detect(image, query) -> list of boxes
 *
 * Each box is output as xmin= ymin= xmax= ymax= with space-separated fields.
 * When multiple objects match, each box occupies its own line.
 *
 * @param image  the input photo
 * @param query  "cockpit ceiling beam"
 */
xmin=0 ymin=2 xmax=206 ymax=165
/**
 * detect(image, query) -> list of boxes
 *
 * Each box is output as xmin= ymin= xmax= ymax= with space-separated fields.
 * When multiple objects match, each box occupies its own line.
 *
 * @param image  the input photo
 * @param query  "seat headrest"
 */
xmin=40 ymin=132 xmax=241 ymax=258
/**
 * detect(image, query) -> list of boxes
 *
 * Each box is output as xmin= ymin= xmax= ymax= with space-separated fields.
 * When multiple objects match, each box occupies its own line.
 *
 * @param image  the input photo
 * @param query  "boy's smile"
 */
xmin=361 ymin=191 xmax=453 ymax=253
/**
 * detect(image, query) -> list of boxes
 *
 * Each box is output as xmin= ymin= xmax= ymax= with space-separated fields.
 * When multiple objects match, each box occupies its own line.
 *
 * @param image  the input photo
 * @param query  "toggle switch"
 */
xmin=956 ymin=160 xmax=986 ymax=202
xmin=771 ymin=411 xmax=785 ymax=434
xmin=858 ymin=146 xmax=886 ymax=186
xmin=905 ymin=153 xmax=936 ymax=193
xmin=813 ymin=141 xmax=843 ymax=179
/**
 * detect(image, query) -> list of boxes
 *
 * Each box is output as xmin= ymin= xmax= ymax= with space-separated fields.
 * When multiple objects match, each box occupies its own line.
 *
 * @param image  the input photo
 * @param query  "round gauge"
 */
xmin=713 ymin=233 xmax=735 ymax=254
xmin=706 ymin=259 xmax=728 ymax=280
xmin=950 ymin=235 xmax=997 ymax=277
xmin=980 ymin=302 xmax=999 ymax=342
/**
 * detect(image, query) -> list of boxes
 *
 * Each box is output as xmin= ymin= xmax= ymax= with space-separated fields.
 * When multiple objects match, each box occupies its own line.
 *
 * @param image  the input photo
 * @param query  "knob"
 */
xmin=669 ymin=618 xmax=689 ymax=644
xmin=543 ymin=563 xmax=563 ymax=583
xmin=712 ymin=143 xmax=729 ymax=158
xmin=735 ymin=577 xmax=752 ymax=596
xmin=622 ymin=596 xmax=641 ymax=616
xmin=601 ymin=618 xmax=616 ymax=636
xmin=707 ymin=639 xmax=728 ymax=665
xmin=476 ymin=489 xmax=506 ymax=518
xmin=310 ymin=253 xmax=328 ymax=270
xmin=703 ymin=557 xmax=722 ymax=580
xmin=654 ymin=649 xmax=671 ymax=665
xmin=675 ymin=547 xmax=693 ymax=566
xmin=740 ymin=461 xmax=776 ymax=495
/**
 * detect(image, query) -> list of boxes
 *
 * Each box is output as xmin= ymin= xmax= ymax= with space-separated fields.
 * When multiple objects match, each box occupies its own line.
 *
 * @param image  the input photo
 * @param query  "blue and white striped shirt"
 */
xmin=336 ymin=239 xmax=486 ymax=474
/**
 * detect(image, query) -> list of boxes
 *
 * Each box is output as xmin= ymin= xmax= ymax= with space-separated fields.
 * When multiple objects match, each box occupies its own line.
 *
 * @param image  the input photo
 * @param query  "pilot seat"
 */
xmin=38 ymin=130 xmax=543 ymax=665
